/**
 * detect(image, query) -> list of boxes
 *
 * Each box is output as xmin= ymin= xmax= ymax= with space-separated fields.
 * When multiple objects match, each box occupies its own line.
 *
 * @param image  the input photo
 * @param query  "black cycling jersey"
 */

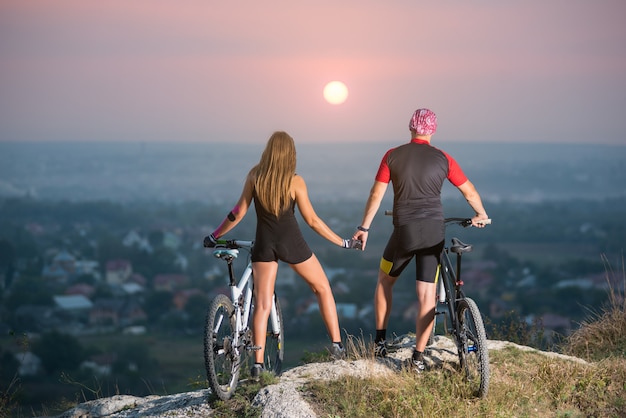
xmin=375 ymin=139 xmax=467 ymax=281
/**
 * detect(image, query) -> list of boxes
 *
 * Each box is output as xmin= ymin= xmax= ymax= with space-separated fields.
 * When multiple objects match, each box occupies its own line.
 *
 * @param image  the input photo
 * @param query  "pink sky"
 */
xmin=1 ymin=0 xmax=625 ymax=144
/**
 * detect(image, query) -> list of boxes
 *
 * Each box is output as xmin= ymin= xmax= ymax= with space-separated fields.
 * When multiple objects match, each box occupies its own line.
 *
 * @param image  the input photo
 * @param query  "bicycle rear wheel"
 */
xmin=204 ymin=294 xmax=239 ymax=401
xmin=263 ymin=294 xmax=284 ymax=374
xmin=456 ymin=297 xmax=490 ymax=398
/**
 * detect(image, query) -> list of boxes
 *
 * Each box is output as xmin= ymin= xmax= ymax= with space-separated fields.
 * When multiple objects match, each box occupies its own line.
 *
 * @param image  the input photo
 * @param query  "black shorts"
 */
xmin=251 ymin=229 xmax=313 ymax=264
xmin=380 ymin=219 xmax=444 ymax=282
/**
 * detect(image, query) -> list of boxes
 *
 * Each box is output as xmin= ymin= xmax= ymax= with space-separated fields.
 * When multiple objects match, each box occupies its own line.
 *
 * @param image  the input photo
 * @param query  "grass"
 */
xmin=563 ymin=255 xmax=626 ymax=361
xmin=300 ymin=258 xmax=626 ymax=418
xmin=304 ymin=347 xmax=626 ymax=418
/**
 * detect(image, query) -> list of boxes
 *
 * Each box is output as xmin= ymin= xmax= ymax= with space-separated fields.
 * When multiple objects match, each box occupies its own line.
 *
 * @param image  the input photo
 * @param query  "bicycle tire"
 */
xmin=204 ymin=294 xmax=239 ymax=401
xmin=263 ymin=294 xmax=284 ymax=374
xmin=456 ymin=297 xmax=490 ymax=398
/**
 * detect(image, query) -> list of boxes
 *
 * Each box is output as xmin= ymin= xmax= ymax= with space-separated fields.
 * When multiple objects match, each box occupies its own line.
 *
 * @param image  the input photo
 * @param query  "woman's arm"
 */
xmin=212 ymin=172 xmax=254 ymax=238
xmin=293 ymin=175 xmax=344 ymax=247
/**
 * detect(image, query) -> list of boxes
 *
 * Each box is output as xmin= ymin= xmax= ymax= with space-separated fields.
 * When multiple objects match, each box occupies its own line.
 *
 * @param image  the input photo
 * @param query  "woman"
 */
xmin=206 ymin=131 xmax=360 ymax=377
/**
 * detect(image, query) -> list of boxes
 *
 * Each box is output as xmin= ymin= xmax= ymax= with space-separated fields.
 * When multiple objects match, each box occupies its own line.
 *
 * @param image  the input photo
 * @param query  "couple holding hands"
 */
xmin=205 ymin=108 xmax=489 ymax=375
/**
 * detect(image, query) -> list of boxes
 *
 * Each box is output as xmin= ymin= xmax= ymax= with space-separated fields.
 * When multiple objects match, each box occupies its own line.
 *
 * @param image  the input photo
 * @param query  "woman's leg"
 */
xmin=251 ymin=261 xmax=279 ymax=364
xmin=290 ymin=254 xmax=341 ymax=343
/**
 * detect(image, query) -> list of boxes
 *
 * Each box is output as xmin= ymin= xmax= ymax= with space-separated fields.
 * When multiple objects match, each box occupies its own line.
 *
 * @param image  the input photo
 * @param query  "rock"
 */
xmin=52 ymin=336 xmax=586 ymax=418
xmin=55 ymin=390 xmax=213 ymax=418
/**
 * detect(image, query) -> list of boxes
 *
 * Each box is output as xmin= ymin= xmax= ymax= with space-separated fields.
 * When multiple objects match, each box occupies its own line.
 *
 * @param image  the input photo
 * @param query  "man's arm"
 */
xmin=457 ymin=180 xmax=489 ymax=227
xmin=353 ymin=181 xmax=388 ymax=249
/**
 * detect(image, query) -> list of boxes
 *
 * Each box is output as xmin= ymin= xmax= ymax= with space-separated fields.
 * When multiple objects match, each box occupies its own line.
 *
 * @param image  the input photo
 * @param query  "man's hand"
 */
xmin=352 ymin=230 xmax=369 ymax=250
xmin=471 ymin=216 xmax=491 ymax=228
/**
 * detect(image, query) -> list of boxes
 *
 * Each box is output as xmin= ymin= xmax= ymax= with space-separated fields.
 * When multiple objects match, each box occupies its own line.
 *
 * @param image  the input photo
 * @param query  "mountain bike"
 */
xmin=433 ymin=217 xmax=491 ymax=398
xmin=202 ymin=237 xmax=284 ymax=401
xmin=383 ymin=212 xmax=491 ymax=398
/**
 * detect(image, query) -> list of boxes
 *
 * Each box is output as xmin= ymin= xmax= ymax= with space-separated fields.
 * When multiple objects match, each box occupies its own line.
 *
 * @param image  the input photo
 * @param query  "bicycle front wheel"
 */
xmin=204 ymin=294 xmax=239 ymax=401
xmin=263 ymin=294 xmax=284 ymax=374
xmin=456 ymin=297 xmax=490 ymax=398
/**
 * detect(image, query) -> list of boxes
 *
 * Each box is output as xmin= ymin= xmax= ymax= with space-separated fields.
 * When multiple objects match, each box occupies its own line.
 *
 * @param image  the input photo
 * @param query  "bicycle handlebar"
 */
xmin=445 ymin=218 xmax=473 ymax=228
xmin=383 ymin=211 xmax=491 ymax=228
xmin=203 ymin=236 xmax=254 ymax=249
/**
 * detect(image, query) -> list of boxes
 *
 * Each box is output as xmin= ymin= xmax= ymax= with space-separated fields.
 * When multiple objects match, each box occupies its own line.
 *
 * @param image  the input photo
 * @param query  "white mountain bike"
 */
xmin=202 ymin=237 xmax=284 ymax=401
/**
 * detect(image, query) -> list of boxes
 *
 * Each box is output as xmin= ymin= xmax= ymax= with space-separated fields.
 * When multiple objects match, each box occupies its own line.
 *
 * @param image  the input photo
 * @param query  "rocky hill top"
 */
xmin=52 ymin=336 xmax=585 ymax=418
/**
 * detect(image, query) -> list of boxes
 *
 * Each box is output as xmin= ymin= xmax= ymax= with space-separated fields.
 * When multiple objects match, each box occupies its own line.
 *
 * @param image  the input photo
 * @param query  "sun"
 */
xmin=323 ymin=81 xmax=348 ymax=105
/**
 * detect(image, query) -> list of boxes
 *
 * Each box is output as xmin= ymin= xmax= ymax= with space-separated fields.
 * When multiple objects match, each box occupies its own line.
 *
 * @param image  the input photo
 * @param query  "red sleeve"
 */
xmin=443 ymin=151 xmax=467 ymax=187
xmin=374 ymin=149 xmax=394 ymax=183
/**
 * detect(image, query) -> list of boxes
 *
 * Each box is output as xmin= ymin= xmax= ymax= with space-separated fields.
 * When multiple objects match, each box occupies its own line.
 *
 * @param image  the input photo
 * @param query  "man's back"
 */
xmin=384 ymin=140 xmax=450 ymax=224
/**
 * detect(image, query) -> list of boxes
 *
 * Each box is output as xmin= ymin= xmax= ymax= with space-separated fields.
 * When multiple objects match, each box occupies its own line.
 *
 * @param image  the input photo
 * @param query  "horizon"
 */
xmin=1 ymin=138 xmax=625 ymax=146
xmin=1 ymin=141 xmax=624 ymax=205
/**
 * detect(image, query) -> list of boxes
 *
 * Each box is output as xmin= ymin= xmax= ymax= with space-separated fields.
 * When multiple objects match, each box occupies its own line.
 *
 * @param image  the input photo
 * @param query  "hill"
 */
xmin=51 ymin=335 xmax=625 ymax=418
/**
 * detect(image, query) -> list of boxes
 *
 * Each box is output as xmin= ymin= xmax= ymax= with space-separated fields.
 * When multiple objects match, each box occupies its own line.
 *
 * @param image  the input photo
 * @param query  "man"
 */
xmin=353 ymin=108 xmax=489 ymax=372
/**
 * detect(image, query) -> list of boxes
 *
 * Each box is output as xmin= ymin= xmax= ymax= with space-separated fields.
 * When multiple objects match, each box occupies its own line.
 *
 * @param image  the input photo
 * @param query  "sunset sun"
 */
xmin=323 ymin=81 xmax=348 ymax=105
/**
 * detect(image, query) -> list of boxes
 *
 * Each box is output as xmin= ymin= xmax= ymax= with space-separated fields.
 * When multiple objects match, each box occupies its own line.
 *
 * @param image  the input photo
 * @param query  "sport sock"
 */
xmin=375 ymin=329 xmax=387 ymax=343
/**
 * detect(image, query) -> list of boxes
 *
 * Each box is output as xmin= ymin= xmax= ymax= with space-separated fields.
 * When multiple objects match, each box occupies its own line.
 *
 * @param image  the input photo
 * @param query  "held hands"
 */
xmin=342 ymin=238 xmax=363 ymax=250
xmin=352 ymin=229 xmax=369 ymax=250
xmin=203 ymin=233 xmax=218 ymax=248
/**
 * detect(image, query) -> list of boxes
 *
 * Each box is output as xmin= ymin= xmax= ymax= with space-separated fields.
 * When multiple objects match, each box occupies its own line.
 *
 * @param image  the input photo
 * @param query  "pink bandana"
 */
xmin=409 ymin=109 xmax=437 ymax=135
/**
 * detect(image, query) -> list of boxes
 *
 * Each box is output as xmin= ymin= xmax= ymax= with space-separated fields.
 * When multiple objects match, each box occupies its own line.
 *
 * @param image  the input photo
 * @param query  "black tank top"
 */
xmin=251 ymin=191 xmax=312 ymax=264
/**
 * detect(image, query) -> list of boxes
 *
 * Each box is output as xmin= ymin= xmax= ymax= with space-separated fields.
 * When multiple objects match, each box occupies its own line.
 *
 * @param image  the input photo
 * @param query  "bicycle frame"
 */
xmin=435 ymin=221 xmax=472 ymax=335
xmin=222 ymin=254 xmax=282 ymax=353
xmin=437 ymin=241 xmax=468 ymax=323
xmin=229 ymin=259 xmax=254 ymax=357
xmin=214 ymin=240 xmax=255 ymax=358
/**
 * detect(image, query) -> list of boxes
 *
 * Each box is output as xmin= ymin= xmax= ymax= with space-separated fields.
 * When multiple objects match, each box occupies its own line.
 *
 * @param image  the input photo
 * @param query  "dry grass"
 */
xmin=304 ymin=344 xmax=626 ymax=418
xmin=564 ymin=255 xmax=626 ymax=361
xmin=304 ymin=256 xmax=626 ymax=418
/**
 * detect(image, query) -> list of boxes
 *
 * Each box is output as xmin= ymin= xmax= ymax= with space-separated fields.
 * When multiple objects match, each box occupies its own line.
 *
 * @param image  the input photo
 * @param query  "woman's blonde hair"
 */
xmin=251 ymin=131 xmax=297 ymax=217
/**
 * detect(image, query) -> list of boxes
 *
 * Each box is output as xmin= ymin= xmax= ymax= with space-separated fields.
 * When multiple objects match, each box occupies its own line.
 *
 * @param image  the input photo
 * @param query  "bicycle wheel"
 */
xmin=204 ymin=294 xmax=239 ymax=401
xmin=263 ymin=294 xmax=284 ymax=374
xmin=456 ymin=297 xmax=490 ymax=398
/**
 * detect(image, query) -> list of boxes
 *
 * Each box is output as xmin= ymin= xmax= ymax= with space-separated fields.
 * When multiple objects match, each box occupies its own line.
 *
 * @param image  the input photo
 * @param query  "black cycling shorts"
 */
xmin=251 ymin=228 xmax=313 ymax=264
xmin=380 ymin=219 xmax=444 ymax=282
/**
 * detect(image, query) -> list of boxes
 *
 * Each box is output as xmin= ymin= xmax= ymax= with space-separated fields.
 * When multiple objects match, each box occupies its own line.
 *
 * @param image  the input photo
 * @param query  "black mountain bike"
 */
xmin=383 ymin=212 xmax=491 ymax=397
xmin=433 ymin=217 xmax=491 ymax=398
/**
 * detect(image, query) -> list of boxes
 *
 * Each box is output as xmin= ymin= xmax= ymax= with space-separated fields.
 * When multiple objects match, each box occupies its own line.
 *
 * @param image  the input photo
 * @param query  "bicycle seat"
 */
xmin=213 ymin=248 xmax=239 ymax=259
xmin=450 ymin=237 xmax=472 ymax=254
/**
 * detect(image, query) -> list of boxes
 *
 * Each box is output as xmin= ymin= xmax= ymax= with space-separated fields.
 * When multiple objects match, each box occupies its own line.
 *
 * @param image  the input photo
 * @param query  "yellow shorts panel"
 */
xmin=380 ymin=257 xmax=393 ymax=275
